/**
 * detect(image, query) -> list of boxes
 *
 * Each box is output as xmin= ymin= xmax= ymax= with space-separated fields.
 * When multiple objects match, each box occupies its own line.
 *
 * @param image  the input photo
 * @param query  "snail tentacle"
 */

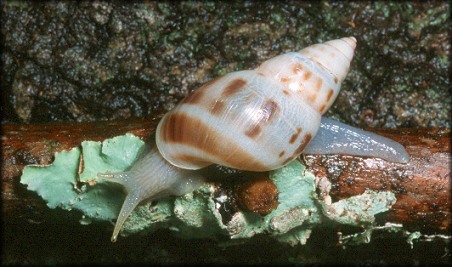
xmin=97 ymin=171 xmax=143 ymax=242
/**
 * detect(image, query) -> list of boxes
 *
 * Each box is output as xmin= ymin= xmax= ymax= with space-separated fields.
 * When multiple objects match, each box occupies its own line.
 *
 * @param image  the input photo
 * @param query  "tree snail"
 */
xmin=98 ymin=37 xmax=410 ymax=242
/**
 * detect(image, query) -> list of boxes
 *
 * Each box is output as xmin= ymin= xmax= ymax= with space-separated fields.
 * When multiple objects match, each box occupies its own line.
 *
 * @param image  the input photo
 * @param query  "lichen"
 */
xmin=21 ymin=133 xmax=146 ymax=222
xmin=338 ymin=222 xmax=451 ymax=249
xmin=21 ymin=133 xmax=399 ymax=245
xmin=21 ymin=147 xmax=80 ymax=209
xmin=322 ymin=189 xmax=397 ymax=227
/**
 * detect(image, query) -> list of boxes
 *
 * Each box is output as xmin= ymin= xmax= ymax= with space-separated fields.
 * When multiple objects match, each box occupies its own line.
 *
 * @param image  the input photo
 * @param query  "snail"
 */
xmin=98 ymin=37 xmax=410 ymax=242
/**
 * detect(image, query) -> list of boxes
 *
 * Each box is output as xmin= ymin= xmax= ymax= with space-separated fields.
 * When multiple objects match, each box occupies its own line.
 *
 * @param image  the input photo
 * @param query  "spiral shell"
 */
xmin=156 ymin=37 xmax=357 ymax=171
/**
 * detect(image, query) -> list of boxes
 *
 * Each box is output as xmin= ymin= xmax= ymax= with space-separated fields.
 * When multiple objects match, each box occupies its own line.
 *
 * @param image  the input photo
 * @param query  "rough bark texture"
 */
xmin=305 ymin=128 xmax=451 ymax=233
xmin=1 ymin=119 xmax=450 ymax=233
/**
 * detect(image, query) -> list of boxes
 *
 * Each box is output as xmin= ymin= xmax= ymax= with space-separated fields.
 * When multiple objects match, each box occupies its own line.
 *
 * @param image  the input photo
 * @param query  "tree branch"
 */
xmin=2 ymin=119 xmax=450 ymax=233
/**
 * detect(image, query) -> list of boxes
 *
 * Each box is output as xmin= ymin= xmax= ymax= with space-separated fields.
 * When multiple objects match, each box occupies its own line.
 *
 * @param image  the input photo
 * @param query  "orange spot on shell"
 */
xmin=303 ymin=71 xmax=312 ymax=80
xmin=308 ymin=93 xmax=317 ymax=103
xmin=280 ymin=76 xmax=290 ymax=83
xmin=292 ymin=63 xmax=303 ymax=74
xmin=315 ymin=77 xmax=323 ymax=92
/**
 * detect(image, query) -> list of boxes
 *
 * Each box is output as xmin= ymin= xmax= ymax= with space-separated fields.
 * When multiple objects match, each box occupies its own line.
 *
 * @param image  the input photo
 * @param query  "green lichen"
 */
xmin=21 ymin=147 xmax=80 ymax=209
xmin=337 ymin=222 xmax=450 ymax=249
xmin=322 ymin=189 xmax=397 ymax=227
xmin=79 ymin=134 xmax=146 ymax=181
xmin=21 ymin=133 xmax=146 ymax=222
xmin=20 ymin=133 xmax=399 ymax=245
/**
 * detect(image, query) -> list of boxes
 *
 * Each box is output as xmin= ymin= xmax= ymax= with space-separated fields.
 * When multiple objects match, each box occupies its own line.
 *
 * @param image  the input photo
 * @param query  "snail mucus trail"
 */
xmin=97 ymin=37 xmax=410 ymax=242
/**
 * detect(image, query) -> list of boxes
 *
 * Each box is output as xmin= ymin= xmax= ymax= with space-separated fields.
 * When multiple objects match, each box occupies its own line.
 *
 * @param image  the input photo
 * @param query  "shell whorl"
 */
xmin=156 ymin=37 xmax=356 ymax=171
xmin=257 ymin=37 xmax=356 ymax=114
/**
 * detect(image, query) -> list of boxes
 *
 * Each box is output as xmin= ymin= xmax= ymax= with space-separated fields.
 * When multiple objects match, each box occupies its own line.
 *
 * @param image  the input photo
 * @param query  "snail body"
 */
xmin=98 ymin=37 xmax=409 ymax=242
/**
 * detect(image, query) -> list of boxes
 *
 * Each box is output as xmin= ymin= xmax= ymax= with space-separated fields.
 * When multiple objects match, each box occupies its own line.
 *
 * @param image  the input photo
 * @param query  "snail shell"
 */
xmin=156 ymin=37 xmax=356 ymax=171
xmin=98 ymin=37 xmax=409 ymax=242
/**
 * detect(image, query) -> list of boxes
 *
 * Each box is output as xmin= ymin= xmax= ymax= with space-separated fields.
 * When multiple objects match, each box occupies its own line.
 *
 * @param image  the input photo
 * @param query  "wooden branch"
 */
xmin=2 ymin=118 xmax=450 ymax=233
xmin=305 ymin=128 xmax=451 ymax=233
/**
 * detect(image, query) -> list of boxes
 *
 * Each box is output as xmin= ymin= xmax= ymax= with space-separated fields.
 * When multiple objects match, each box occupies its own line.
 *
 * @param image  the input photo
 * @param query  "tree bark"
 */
xmin=1 ymin=118 xmax=450 ymax=233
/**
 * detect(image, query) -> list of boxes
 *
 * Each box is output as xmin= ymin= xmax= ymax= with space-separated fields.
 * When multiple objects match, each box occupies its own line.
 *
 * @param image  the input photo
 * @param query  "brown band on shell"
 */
xmin=222 ymin=78 xmax=247 ymax=97
xmin=289 ymin=128 xmax=302 ymax=144
xmin=162 ymin=112 xmax=268 ymax=170
xmin=279 ymin=151 xmax=285 ymax=157
xmin=161 ymin=112 xmax=188 ymax=143
xmin=244 ymin=99 xmax=279 ymax=140
xmin=261 ymin=99 xmax=279 ymax=122
xmin=245 ymin=125 xmax=262 ymax=139
xmin=282 ymin=156 xmax=295 ymax=165
xmin=280 ymin=130 xmax=312 ymax=166
xmin=293 ymin=133 xmax=312 ymax=156
xmin=210 ymin=100 xmax=226 ymax=116
xmin=173 ymin=154 xmax=210 ymax=168
xmin=180 ymin=76 xmax=222 ymax=104
xmin=180 ymin=88 xmax=204 ymax=105
xmin=325 ymin=88 xmax=334 ymax=102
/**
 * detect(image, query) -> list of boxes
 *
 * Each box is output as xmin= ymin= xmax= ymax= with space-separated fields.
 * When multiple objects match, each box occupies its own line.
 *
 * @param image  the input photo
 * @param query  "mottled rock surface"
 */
xmin=2 ymin=2 xmax=449 ymax=128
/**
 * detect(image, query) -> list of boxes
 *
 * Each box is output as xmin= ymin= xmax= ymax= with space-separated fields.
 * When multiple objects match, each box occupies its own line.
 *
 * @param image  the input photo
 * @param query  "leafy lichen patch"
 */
xmin=20 ymin=133 xmax=399 ymax=245
xmin=322 ymin=189 xmax=397 ymax=227
xmin=21 ymin=147 xmax=81 ymax=209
